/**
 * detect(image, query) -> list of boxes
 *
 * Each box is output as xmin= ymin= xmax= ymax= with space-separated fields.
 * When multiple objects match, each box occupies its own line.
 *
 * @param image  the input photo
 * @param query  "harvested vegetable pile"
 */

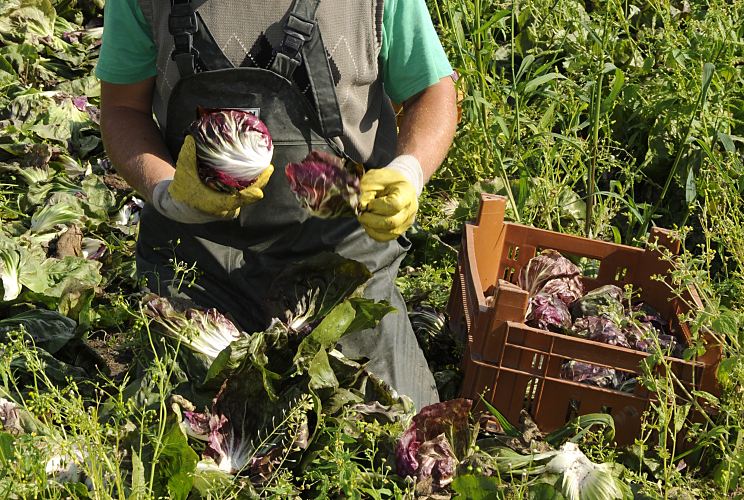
xmin=519 ymin=249 xmax=684 ymax=391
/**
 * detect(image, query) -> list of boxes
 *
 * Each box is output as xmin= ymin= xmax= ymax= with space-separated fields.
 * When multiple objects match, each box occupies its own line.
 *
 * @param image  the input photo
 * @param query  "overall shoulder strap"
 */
xmin=169 ymin=0 xmax=232 ymax=75
xmin=270 ymin=0 xmax=344 ymax=139
xmin=169 ymin=0 xmax=343 ymax=140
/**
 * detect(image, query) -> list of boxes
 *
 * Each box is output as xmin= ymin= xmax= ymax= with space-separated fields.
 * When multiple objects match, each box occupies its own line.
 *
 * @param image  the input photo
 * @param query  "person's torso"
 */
xmin=137 ymin=0 xmax=397 ymax=166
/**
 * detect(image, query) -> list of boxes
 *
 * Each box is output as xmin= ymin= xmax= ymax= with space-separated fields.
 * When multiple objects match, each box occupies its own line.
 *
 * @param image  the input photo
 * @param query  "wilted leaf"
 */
xmin=267 ymin=253 xmax=371 ymax=332
xmin=0 ymin=309 xmax=76 ymax=354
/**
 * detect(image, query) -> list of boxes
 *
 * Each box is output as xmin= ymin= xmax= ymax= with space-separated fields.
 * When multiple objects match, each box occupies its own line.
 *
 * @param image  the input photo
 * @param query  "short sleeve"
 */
xmin=380 ymin=0 xmax=454 ymax=104
xmin=95 ymin=0 xmax=158 ymax=84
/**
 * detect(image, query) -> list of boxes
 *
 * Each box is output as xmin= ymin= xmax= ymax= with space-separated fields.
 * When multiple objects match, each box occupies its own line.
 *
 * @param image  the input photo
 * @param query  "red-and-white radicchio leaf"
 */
xmin=285 ymin=151 xmax=362 ymax=219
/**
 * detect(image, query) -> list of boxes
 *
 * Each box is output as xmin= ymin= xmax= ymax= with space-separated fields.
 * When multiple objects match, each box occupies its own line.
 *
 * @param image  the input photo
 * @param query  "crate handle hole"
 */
xmin=523 ymin=377 xmax=540 ymax=413
xmin=615 ymin=267 xmax=628 ymax=281
xmin=507 ymin=245 xmax=521 ymax=260
xmin=503 ymin=266 xmax=516 ymax=282
xmin=531 ymin=354 xmax=545 ymax=370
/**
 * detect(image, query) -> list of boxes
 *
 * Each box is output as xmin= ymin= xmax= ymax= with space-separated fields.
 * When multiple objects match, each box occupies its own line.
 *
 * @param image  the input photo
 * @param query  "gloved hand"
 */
xmin=152 ymin=135 xmax=274 ymax=224
xmin=358 ymin=155 xmax=423 ymax=242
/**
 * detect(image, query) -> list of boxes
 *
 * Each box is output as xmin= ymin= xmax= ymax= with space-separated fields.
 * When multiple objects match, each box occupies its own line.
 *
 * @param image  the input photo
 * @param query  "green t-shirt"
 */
xmin=95 ymin=0 xmax=453 ymax=104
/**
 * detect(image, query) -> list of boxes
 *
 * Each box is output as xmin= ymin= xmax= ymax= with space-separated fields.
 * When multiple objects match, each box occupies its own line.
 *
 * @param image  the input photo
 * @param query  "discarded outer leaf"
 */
xmin=143 ymin=295 xmax=245 ymax=360
xmin=395 ymin=398 xmax=472 ymax=487
xmin=0 ymin=241 xmax=21 ymax=301
xmin=266 ymin=253 xmax=372 ymax=332
xmin=293 ymin=300 xmax=357 ymax=373
xmin=307 ymin=348 xmax=339 ymax=391
xmin=156 ymin=415 xmax=199 ymax=500
xmin=0 ymin=309 xmax=77 ymax=354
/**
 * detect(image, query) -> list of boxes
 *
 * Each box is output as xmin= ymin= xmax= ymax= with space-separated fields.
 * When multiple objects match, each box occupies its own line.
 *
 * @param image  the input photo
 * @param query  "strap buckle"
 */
xmin=172 ymin=34 xmax=199 ymax=62
xmin=280 ymin=32 xmax=305 ymax=61
xmin=168 ymin=3 xmax=198 ymax=35
xmin=279 ymin=13 xmax=315 ymax=63
xmin=169 ymin=2 xmax=199 ymax=63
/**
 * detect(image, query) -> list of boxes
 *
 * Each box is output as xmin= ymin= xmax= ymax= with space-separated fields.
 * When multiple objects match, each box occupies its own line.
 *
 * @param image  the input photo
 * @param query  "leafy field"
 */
xmin=0 ymin=0 xmax=742 ymax=498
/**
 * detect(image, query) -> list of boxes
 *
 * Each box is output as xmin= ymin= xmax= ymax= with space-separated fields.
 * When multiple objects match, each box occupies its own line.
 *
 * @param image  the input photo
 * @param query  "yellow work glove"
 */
xmin=152 ymin=135 xmax=274 ymax=223
xmin=358 ymin=155 xmax=423 ymax=242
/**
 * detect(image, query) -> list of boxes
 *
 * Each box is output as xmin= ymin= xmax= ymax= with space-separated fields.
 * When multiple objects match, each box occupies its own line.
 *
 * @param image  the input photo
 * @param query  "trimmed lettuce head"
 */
xmin=570 ymin=284 xmax=625 ymax=319
xmin=571 ymin=316 xmax=630 ymax=348
xmin=560 ymin=360 xmax=621 ymax=389
xmin=189 ymin=107 xmax=274 ymax=194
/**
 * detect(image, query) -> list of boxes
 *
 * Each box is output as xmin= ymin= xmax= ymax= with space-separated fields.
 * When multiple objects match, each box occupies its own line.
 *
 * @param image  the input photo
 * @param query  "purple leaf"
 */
xmin=539 ymin=275 xmax=584 ymax=306
xmin=285 ymin=151 xmax=362 ymax=219
xmin=416 ymin=434 xmax=458 ymax=489
xmin=561 ymin=360 xmax=621 ymax=389
xmin=518 ymin=249 xmax=583 ymax=299
xmin=143 ymin=295 xmax=243 ymax=359
xmin=572 ymin=316 xmax=630 ymax=348
xmin=526 ymin=293 xmax=572 ymax=332
xmin=632 ymin=302 xmax=669 ymax=334
xmin=395 ymin=399 xmax=471 ymax=488
xmin=72 ymin=96 xmax=88 ymax=111
xmin=396 ymin=422 xmax=420 ymax=478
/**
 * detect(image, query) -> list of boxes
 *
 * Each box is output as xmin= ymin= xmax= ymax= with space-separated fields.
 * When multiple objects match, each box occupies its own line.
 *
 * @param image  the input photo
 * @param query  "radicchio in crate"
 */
xmin=447 ymin=194 xmax=722 ymax=445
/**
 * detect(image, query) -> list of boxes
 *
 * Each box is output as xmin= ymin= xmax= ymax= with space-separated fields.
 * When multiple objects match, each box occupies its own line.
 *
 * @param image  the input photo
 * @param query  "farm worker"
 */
xmin=96 ymin=0 xmax=458 ymax=410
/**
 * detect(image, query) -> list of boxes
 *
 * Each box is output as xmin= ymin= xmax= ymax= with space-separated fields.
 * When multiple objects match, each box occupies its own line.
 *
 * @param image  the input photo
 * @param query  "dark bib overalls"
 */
xmin=136 ymin=0 xmax=439 ymax=409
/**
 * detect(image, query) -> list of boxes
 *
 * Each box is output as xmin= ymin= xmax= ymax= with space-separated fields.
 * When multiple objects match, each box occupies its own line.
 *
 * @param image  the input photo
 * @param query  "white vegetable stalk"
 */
xmin=496 ymin=442 xmax=629 ymax=500
xmin=0 ymin=244 xmax=21 ymax=301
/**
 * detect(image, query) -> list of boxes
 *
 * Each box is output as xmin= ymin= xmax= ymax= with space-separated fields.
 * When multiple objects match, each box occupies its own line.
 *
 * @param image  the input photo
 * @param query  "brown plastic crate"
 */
xmin=448 ymin=194 xmax=722 ymax=445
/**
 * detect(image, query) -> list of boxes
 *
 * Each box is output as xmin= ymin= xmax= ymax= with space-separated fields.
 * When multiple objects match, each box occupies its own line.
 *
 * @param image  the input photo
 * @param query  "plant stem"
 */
xmin=585 ymin=5 xmax=612 ymax=238
xmin=639 ymin=63 xmax=715 ymax=237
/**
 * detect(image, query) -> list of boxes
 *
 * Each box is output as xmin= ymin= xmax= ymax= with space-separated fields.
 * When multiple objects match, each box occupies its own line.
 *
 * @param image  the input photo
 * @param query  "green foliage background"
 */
xmin=0 ymin=0 xmax=742 ymax=498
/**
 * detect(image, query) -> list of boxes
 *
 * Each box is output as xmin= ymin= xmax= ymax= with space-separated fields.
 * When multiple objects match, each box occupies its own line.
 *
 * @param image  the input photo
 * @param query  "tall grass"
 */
xmin=426 ymin=0 xmax=744 ymax=496
xmin=429 ymin=0 xmax=742 ymax=245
